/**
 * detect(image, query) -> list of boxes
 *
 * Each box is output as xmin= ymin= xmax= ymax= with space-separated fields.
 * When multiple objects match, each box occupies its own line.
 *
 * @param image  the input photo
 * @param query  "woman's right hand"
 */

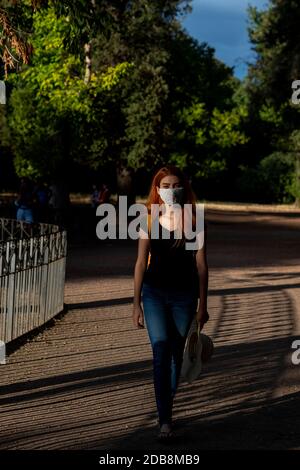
xmin=132 ymin=303 xmax=145 ymax=329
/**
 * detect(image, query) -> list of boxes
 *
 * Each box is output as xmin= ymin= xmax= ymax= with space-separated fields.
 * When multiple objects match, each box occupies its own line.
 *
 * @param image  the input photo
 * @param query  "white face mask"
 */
xmin=158 ymin=187 xmax=184 ymax=205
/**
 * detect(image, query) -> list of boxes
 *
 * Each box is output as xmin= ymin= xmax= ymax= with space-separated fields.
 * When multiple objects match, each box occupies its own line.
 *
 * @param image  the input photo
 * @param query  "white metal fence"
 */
xmin=0 ymin=218 xmax=67 ymax=343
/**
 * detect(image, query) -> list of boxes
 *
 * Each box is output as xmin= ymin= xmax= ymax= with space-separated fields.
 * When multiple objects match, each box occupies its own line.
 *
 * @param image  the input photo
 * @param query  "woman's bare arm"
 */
xmin=133 ymin=230 xmax=150 ymax=328
xmin=195 ymin=222 xmax=209 ymax=328
xmin=133 ymin=237 xmax=150 ymax=304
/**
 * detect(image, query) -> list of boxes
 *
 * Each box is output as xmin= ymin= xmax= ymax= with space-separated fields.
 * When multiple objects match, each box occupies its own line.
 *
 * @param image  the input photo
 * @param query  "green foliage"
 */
xmin=163 ymin=32 xmax=249 ymax=184
xmin=235 ymin=166 xmax=264 ymax=202
xmin=243 ymin=0 xmax=300 ymax=203
xmin=258 ymin=152 xmax=295 ymax=203
xmin=209 ymin=107 xmax=249 ymax=149
xmin=248 ymin=1 xmax=300 ymax=107
xmin=6 ymin=8 xmax=132 ymax=178
xmin=169 ymin=100 xmax=248 ymax=179
xmin=2 ymin=0 xmax=252 ymax=198
xmin=286 ymin=131 xmax=300 ymax=203
xmin=258 ymin=104 xmax=285 ymax=128
xmin=5 ymin=1 xmax=196 ymax=180
xmin=236 ymin=152 xmax=296 ymax=203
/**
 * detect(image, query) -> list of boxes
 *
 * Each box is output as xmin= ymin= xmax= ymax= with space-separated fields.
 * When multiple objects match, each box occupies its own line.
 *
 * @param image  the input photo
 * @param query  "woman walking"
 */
xmin=15 ymin=177 xmax=35 ymax=224
xmin=133 ymin=165 xmax=209 ymax=441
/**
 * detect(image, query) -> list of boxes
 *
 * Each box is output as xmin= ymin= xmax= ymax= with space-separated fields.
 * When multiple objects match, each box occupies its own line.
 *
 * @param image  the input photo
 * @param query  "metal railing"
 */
xmin=0 ymin=219 xmax=67 ymax=343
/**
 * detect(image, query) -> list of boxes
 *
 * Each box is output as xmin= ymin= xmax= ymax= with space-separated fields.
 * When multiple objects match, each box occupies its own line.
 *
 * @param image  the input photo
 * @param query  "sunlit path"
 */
xmin=0 ymin=208 xmax=300 ymax=450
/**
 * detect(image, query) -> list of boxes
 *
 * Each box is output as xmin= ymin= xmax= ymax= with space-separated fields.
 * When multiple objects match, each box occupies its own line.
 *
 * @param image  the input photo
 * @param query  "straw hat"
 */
xmin=200 ymin=332 xmax=214 ymax=363
xmin=180 ymin=317 xmax=214 ymax=384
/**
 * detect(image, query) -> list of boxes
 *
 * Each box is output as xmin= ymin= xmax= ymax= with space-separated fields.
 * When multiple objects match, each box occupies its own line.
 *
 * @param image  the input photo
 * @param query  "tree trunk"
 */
xmin=295 ymin=153 xmax=300 ymax=207
xmin=116 ymin=165 xmax=136 ymax=207
xmin=83 ymin=0 xmax=95 ymax=85
xmin=84 ymin=42 xmax=92 ymax=85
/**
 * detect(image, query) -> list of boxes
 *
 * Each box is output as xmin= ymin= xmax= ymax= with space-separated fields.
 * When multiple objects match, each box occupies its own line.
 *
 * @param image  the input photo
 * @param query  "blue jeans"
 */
xmin=142 ymin=282 xmax=198 ymax=426
xmin=16 ymin=207 xmax=33 ymax=224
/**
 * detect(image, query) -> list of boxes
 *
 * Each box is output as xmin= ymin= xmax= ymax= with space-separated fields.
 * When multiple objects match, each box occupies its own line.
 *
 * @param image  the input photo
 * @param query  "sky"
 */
xmin=182 ymin=0 xmax=269 ymax=79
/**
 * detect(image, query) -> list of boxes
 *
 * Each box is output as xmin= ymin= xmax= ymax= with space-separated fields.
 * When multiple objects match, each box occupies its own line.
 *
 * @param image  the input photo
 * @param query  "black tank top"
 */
xmin=142 ymin=220 xmax=199 ymax=296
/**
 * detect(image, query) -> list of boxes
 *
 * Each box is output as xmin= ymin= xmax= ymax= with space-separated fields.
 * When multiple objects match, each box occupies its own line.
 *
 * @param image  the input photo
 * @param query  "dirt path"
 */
xmin=0 ymin=207 xmax=300 ymax=450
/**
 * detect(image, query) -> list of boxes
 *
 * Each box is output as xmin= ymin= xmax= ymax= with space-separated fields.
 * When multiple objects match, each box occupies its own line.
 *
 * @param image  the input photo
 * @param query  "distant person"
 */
xmin=98 ymin=183 xmax=110 ymax=205
xmin=15 ymin=177 xmax=34 ymax=224
xmin=90 ymin=184 xmax=100 ymax=209
xmin=48 ymin=180 xmax=70 ymax=227
xmin=33 ymin=180 xmax=50 ymax=223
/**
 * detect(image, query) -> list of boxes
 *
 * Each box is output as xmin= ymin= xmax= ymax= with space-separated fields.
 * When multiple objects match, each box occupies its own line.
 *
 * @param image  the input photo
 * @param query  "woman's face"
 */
xmin=157 ymin=175 xmax=182 ymax=190
xmin=156 ymin=175 xmax=184 ymax=206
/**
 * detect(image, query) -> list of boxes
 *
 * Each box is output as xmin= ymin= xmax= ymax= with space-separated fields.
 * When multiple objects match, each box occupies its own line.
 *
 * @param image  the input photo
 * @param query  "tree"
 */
xmin=7 ymin=8 xmax=132 ymax=181
xmin=0 ymin=0 xmax=116 ymax=77
xmin=242 ymin=0 xmax=300 ymax=204
xmin=248 ymin=1 xmax=300 ymax=107
xmin=3 ymin=0 xmax=251 ymax=203
xmin=91 ymin=1 xmax=193 ymax=198
xmin=4 ymin=1 xmax=194 ymax=201
xmin=163 ymin=33 xmax=249 ymax=197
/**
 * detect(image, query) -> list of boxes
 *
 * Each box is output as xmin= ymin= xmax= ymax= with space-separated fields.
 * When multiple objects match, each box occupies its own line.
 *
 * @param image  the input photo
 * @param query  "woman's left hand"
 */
xmin=196 ymin=305 xmax=209 ymax=331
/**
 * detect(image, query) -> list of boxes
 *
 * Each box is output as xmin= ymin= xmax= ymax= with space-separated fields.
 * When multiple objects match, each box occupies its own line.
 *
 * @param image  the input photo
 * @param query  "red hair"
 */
xmin=146 ymin=165 xmax=197 ymax=247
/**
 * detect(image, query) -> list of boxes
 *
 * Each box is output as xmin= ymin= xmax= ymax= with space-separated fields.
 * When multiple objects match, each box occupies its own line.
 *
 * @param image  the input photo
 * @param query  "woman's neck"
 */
xmin=161 ymin=204 xmax=181 ymax=217
xmin=159 ymin=205 xmax=183 ymax=233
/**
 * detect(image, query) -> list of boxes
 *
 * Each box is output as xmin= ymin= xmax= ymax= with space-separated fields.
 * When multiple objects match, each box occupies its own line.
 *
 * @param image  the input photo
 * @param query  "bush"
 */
xmin=258 ymin=152 xmax=295 ymax=203
xmin=235 ymin=152 xmax=296 ymax=203
xmin=235 ymin=166 xmax=265 ymax=202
